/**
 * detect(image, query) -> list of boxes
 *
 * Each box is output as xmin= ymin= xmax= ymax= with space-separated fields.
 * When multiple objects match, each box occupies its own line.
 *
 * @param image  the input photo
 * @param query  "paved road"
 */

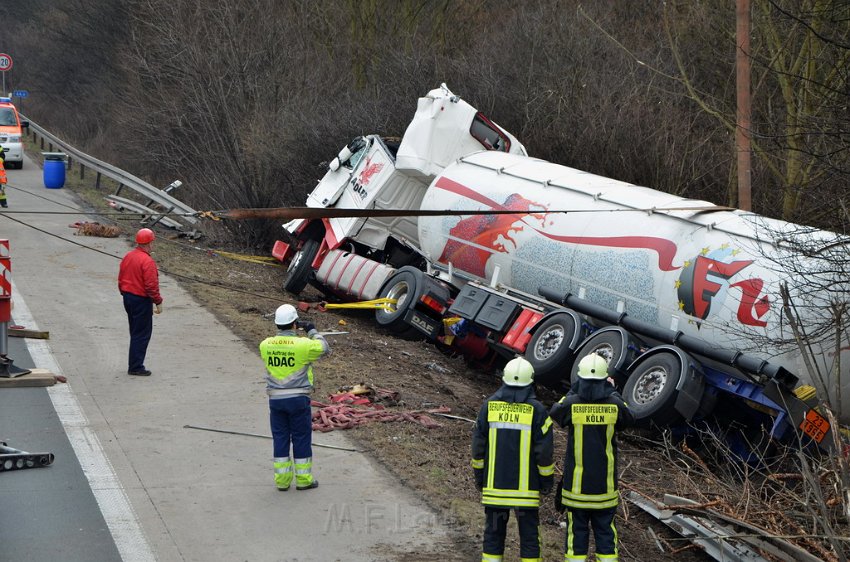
xmin=0 ymin=154 xmax=454 ymax=561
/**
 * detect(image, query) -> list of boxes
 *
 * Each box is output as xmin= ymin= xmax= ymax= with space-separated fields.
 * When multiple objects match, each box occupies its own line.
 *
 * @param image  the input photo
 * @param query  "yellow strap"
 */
xmin=322 ymin=298 xmax=397 ymax=311
xmin=210 ymin=250 xmax=280 ymax=266
xmin=196 ymin=210 xmax=222 ymax=221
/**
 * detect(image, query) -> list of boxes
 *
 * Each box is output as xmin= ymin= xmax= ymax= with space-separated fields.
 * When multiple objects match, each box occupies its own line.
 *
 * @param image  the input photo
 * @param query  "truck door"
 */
xmin=326 ymin=139 xmax=396 ymax=246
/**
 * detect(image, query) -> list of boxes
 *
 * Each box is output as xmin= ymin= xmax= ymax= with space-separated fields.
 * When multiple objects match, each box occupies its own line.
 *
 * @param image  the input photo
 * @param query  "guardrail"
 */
xmin=21 ymin=114 xmax=199 ymax=233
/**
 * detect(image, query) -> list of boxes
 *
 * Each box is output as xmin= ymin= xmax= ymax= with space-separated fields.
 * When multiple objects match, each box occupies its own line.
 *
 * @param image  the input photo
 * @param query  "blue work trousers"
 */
xmin=565 ymin=506 xmax=618 ymax=559
xmin=483 ymin=506 xmax=541 ymax=559
xmin=269 ymin=395 xmax=313 ymax=459
xmin=122 ymin=292 xmax=153 ymax=372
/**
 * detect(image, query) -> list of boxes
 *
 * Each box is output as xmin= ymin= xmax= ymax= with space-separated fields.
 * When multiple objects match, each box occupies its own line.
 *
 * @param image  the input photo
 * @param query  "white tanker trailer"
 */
xmin=273 ymin=85 xmax=847 ymax=452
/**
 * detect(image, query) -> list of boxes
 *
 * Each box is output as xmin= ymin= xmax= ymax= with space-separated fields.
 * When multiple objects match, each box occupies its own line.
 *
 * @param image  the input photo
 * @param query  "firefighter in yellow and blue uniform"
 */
xmin=260 ymin=304 xmax=329 ymax=491
xmin=549 ymin=352 xmax=635 ymax=562
xmin=472 ymin=357 xmax=554 ymax=561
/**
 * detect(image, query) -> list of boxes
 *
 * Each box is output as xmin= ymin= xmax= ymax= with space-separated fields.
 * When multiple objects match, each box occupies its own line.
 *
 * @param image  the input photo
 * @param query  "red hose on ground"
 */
xmin=311 ymin=399 xmax=450 ymax=432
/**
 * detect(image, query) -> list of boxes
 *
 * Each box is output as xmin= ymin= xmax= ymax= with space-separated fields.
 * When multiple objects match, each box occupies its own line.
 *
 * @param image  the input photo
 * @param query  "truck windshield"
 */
xmin=0 ymin=108 xmax=17 ymax=126
xmin=348 ymin=142 xmax=368 ymax=169
xmin=470 ymin=112 xmax=511 ymax=152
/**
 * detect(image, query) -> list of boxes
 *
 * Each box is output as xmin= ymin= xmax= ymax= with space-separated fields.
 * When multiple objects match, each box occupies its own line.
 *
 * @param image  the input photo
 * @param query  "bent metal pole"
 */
xmin=182 ymin=424 xmax=359 ymax=452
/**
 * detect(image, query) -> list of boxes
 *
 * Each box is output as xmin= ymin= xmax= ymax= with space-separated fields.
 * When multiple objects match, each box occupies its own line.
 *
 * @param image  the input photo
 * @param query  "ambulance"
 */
xmin=0 ymin=97 xmax=28 ymax=169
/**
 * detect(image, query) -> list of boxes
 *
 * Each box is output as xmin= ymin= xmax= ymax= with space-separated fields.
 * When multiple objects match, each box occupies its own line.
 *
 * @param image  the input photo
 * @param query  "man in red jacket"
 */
xmin=118 ymin=228 xmax=163 ymax=376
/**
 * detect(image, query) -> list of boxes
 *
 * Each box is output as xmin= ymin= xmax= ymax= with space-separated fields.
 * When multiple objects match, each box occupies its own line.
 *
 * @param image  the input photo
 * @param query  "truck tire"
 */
xmin=622 ymin=353 xmax=682 ymax=426
xmin=524 ymin=312 xmax=579 ymax=385
xmin=571 ymin=330 xmax=624 ymax=385
xmin=284 ymin=238 xmax=319 ymax=295
xmin=375 ymin=266 xmax=424 ymax=339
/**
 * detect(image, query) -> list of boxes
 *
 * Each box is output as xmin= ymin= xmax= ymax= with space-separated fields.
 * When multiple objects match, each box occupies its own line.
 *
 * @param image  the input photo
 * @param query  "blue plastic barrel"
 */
xmin=43 ymin=157 xmax=66 ymax=189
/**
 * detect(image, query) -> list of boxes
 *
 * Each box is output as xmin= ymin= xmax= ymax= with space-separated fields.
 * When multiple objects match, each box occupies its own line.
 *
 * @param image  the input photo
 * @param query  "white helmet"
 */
xmin=274 ymin=304 xmax=298 ymax=325
xmin=502 ymin=357 xmax=535 ymax=387
xmin=577 ymin=352 xmax=609 ymax=380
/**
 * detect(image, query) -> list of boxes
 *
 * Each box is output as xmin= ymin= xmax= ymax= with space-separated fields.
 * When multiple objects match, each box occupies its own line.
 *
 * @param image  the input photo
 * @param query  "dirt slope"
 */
xmin=137 ymin=230 xmax=713 ymax=562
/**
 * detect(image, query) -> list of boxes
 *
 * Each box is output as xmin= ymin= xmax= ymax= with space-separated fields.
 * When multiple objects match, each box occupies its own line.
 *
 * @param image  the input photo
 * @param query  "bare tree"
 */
xmin=661 ymin=0 xmax=850 ymax=224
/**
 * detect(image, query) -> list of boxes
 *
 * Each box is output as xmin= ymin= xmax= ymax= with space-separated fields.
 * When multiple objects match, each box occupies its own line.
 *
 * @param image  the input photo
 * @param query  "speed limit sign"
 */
xmin=0 ymin=54 xmax=12 ymax=71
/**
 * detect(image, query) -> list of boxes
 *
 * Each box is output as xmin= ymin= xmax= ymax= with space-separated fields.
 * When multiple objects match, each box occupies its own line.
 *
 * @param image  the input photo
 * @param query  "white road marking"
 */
xmin=11 ymin=280 xmax=156 ymax=562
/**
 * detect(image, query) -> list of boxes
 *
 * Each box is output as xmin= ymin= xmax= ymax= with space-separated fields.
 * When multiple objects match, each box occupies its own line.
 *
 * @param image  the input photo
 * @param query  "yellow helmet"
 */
xmin=577 ymin=352 xmax=609 ymax=380
xmin=502 ymin=357 xmax=535 ymax=387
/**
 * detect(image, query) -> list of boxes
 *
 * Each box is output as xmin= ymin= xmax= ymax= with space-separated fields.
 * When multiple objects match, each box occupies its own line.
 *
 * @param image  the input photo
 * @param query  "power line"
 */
xmin=0 ymin=212 xmax=288 ymax=304
xmin=2 ymin=181 xmax=735 ymax=221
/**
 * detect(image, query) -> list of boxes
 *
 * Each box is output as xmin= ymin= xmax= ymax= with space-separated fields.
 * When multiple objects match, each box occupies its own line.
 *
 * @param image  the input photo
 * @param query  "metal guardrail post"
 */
xmin=148 ymin=206 xmax=175 ymax=228
xmin=20 ymin=113 xmax=199 ymax=231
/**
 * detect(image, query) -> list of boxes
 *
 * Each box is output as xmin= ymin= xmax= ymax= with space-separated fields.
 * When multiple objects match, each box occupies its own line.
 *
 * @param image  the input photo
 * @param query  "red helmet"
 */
xmin=135 ymin=228 xmax=155 ymax=244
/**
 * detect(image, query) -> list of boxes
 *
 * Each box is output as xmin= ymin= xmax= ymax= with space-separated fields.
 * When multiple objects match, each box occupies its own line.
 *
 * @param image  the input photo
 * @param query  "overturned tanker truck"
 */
xmin=273 ymin=84 xmax=848 ymax=454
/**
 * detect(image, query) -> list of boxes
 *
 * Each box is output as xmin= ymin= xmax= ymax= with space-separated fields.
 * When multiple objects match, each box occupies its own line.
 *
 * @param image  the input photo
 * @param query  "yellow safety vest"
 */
xmin=260 ymin=330 xmax=328 ymax=397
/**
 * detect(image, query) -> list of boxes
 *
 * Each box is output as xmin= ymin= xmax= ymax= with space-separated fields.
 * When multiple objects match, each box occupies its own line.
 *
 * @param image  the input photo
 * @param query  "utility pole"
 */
xmin=736 ymin=0 xmax=752 ymax=211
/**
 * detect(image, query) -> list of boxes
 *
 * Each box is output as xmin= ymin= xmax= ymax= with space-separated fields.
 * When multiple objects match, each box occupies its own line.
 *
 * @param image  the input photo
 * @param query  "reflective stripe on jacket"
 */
xmin=549 ymin=379 xmax=635 ymax=510
xmin=260 ymin=329 xmax=329 ymax=398
xmin=471 ymin=384 xmax=554 ymax=509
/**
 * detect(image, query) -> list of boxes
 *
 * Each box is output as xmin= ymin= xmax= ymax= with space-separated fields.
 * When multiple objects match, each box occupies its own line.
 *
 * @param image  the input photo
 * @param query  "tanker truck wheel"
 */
xmin=569 ymin=328 xmax=642 ymax=387
xmin=524 ymin=312 xmax=579 ymax=385
xmin=284 ymin=238 xmax=320 ymax=296
xmin=375 ymin=266 xmax=424 ymax=340
xmin=622 ymin=353 xmax=682 ymax=427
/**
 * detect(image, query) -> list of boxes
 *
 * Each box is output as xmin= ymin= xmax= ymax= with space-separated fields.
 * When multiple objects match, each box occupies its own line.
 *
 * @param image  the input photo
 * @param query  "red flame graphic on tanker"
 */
xmin=358 ymin=156 xmax=384 ymax=185
xmin=433 ymin=176 xmax=771 ymax=328
xmin=438 ymin=194 xmax=547 ymax=276
xmin=433 ymin=176 xmax=681 ymax=277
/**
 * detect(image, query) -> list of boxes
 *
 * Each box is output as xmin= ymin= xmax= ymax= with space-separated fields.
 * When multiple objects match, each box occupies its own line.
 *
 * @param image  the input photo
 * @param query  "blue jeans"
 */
xmin=122 ymin=292 xmax=153 ymax=372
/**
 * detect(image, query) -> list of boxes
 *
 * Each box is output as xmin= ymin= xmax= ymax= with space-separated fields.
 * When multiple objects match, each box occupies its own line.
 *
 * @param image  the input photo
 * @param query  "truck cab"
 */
xmin=273 ymin=84 xmax=525 ymax=297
